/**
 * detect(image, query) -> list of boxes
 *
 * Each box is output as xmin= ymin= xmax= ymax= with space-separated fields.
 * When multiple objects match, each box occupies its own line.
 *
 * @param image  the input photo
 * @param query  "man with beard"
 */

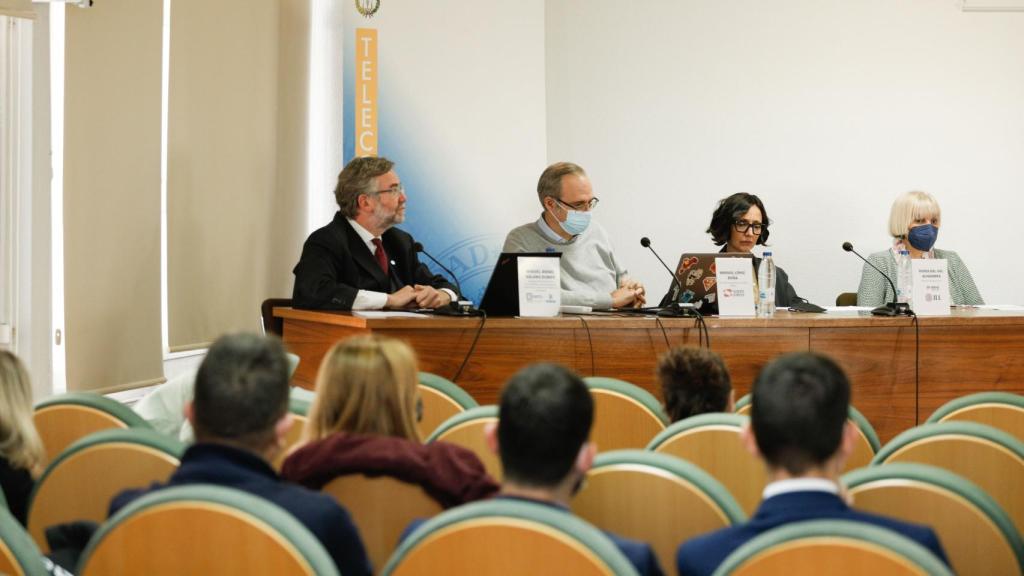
xmin=293 ymin=156 xmax=458 ymax=310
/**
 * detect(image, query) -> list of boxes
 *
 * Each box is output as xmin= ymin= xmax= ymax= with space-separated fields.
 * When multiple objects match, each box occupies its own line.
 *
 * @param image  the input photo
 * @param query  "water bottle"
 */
xmin=757 ymin=251 xmax=776 ymax=317
xmin=896 ymin=249 xmax=912 ymax=304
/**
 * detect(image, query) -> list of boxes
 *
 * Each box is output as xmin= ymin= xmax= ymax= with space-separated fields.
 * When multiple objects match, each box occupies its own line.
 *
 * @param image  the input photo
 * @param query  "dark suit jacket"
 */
xmin=676 ymin=491 xmax=949 ymax=576
xmin=401 ymin=495 xmax=665 ymax=576
xmin=109 ymin=443 xmax=372 ymax=576
xmin=292 ymin=212 xmax=457 ymax=310
xmin=0 ymin=456 xmax=34 ymax=527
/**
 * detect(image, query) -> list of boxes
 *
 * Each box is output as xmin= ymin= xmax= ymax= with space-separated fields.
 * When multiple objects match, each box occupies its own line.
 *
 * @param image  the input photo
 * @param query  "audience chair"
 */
xmin=0 ymin=508 xmax=48 ymax=576
xmin=584 ymin=377 xmax=669 ymax=452
xmin=926 ymin=391 xmax=1024 ymax=444
xmin=647 ymin=413 xmax=766 ymax=515
xmin=261 ymin=297 xmax=293 ymax=336
xmin=844 ymin=462 xmax=1024 ymax=576
xmin=872 ymin=421 xmax=1024 ymax=537
xmin=381 ymin=499 xmax=639 ymax=576
xmin=417 ymin=372 xmax=479 ymax=439
xmin=272 ymin=396 xmax=312 ymax=470
xmin=323 ymin=475 xmax=443 ymax=572
xmin=27 ymin=428 xmax=185 ymax=551
xmin=77 ymin=484 xmax=338 ymax=576
xmin=733 ymin=396 xmax=881 ymax=472
xmin=835 ymin=292 xmax=858 ymax=307
xmin=425 ymin=406 xmax=501 ymax=481
xmin=713 ymin=519 xmax=954 ymax=576
xmin=33 ymin=392 xmax=152 ymax=463
xmin=571 ymin=449 xmax=745 ymax=575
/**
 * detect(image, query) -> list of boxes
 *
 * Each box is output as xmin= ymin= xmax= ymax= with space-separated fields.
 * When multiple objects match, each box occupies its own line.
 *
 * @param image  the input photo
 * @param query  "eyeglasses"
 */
xmin=554 ymin=197 xmax=600 ymax=212
xmin=371 ymin=184 xmax=405 ymax=197
xmin=733 ymin=220 xmax=764 ymax=234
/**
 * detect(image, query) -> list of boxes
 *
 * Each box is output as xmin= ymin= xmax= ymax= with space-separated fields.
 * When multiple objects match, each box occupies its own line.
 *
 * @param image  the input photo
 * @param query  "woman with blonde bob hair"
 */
xmin=281 ymin=335 xmax=497 ymax=508
xmin=0 ymin=351 xmax=45 ymax=526
xmin=857 ymin=190 xmax=983 ymax=306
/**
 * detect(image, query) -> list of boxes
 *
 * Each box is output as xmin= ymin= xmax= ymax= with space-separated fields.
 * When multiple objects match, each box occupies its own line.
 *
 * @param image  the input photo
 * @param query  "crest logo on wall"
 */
xmin=355 ymin=0 xmax=381 ymax=18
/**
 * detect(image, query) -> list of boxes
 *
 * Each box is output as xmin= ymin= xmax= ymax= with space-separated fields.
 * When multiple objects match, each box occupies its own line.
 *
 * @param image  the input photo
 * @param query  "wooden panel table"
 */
xmin=276 ymin=308 xmax=1024 ymax=443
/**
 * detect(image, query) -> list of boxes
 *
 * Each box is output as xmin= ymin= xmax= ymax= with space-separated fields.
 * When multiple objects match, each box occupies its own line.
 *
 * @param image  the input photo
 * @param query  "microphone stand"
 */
xmin=414 ymin=243 xmax=482 ymax=317
xmin=640 ymin=237 xmax=698 ymax=318
xmin=842 ymin=242 xmax=913 ymax=317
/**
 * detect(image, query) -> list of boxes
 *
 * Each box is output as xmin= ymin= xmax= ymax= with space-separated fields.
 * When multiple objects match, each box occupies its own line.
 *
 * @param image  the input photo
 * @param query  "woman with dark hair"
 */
xmin=660 ymin=193 xmax=802 ymax=310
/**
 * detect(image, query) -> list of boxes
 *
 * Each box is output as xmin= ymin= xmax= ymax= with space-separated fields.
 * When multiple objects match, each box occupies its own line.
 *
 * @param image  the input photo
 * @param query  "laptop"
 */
xmin=665 ymin=252 xmax=754 ymax=310
xmin=479 ymin=252 xmax=562 ymax=316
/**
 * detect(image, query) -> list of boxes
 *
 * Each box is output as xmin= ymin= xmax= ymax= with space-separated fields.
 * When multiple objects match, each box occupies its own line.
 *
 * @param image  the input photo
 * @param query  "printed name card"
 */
xmin=715 ymin=257 xmax=756 ymax=316
xmin=911 ymin=259 xmax=951 ymax=316
xmin=517 ymin=256 xmax=561 ymax=317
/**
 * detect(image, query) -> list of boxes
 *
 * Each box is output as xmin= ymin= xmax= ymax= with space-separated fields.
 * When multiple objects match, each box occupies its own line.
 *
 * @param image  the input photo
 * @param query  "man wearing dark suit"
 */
xmin=676 ymin=352 xmax=949 ymax=576
xmin=292 ymin=156 xmax=457 ymax=310
xmin=110 ymin=333 xmax=372 ymax=576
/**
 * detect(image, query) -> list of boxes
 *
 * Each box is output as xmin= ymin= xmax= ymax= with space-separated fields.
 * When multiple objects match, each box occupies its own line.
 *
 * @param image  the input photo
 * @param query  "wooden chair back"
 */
xmin=873 ymin=421 xmax=1024 ymax=537
xmin=426 ymin=406 xmax=502 ymax=481
xmin=381 ymin=500 xmax=639 ymax=576
xmin=585 ymin=377 xmax=668 ymax=452
xmin=572 ymin=450 xmax=745 ymax=576
xmin=323 ymin=475 xmax=443 ymax=571
xmin=844 ymin=463 xmax=1024 ymax=576
xmin=926 ymin=392 xmax=1024 ymax=444
xmin=27 ymin=429 xmax=184 ymax=551
xmin=78 ymin=485 xmax=338 ymax=576
xmin=417 ymin=372 xmax=478 ymax=439
xmin=33 ymin=392 xmax=151 ymax=463
xmin=648 ymin=414 xmax=766 ymax=515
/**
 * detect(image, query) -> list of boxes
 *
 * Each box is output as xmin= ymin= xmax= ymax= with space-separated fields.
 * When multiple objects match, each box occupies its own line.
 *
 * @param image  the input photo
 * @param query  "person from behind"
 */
xmin=502 ymin=162 xmax=645 ymax=309
xmin=856 ymin=190 xmax=982 ymax=306
xmin=0 ymin=351 xmax=45 ymax=527
xmin=657 ymin=347 xmax=733 ymax=422
xmin=675 ymin=352 xmax=949 ymax=576
xmin=110 ymin=333 xmax=371 ymax=576
xmin=484 ymin=363 xmax=664 ymax=575
xmin=280 ymin=334 xmax=498 ymax=508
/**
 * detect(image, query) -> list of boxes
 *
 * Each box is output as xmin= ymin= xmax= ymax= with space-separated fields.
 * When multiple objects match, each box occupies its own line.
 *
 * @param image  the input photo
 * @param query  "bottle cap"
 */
xmin=762 ymin=251 xmax=772 ymax=256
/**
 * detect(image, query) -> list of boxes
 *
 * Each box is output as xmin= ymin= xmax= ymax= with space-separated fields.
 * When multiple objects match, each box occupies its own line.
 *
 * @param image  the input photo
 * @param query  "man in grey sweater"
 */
xmin=502 ymin=162 xmax=645 ymax=309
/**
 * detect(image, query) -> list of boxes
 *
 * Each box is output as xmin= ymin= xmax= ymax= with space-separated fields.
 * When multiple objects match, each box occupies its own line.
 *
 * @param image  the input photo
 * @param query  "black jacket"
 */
xmin=292 ymin=212 xmax=457 ymax=310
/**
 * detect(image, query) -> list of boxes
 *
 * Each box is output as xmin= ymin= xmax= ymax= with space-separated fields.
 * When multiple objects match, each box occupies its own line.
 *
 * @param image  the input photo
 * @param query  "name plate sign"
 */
xmin=517 ymin=256 xmax=561 ymax=317
xmin=715 ymin=257 xmax=756 ymax=316
xmin=911 ymin=259 xmax=951 ymax=316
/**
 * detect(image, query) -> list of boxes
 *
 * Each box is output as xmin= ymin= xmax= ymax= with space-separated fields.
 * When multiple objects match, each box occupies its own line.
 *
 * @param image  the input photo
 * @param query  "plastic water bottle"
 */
xmin=896 ymin=249 xmax=912 ymax=304
xmin=757 ymin=251 xmax=776 ymax=317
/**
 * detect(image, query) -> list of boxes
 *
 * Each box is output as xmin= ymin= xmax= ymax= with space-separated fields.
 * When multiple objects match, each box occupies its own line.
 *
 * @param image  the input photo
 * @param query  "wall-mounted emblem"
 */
xmin=355 ymin=0 xmax=381 ymax=18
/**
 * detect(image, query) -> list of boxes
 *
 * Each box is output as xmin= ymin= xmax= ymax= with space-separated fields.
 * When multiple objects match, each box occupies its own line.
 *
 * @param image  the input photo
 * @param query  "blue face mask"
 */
xmin=561 ymin=209 xmax=591 ymax=236
xmin=907 ymin=224 xmax=938 ymax=252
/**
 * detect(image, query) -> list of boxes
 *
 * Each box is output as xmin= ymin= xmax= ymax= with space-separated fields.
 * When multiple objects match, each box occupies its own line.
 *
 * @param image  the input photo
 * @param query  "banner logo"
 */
xmin=355 ymin=0 xmax=380 ymax=18
xmin=355 ymin=28 xmax=378 ymax=157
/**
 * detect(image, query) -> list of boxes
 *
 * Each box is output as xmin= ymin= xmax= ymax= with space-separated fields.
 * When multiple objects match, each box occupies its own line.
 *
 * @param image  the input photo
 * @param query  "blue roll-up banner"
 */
xmin=340 ymin=1 xmax=546 ymax=304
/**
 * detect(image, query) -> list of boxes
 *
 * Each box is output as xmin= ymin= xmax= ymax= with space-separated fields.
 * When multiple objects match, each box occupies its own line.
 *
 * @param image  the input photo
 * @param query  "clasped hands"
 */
xmin=386 ymin=285 xmax=452 ymax=310
xmin=611 ymin=279 xmax=646 ymax=309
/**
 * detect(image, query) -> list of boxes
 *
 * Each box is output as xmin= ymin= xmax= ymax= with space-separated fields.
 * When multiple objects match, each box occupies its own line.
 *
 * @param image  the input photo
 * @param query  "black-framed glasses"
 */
xmin=555 ymin=197 xmax=600 ymax=212
xmin=372 ymin=184 xmax=405 ymax=197
xmin=733 ymin=220 xmax=764 ymax=234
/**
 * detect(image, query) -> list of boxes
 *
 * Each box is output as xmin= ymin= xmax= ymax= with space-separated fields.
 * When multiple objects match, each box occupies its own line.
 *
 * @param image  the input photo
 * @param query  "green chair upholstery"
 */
xmin=288 ymin=395 xmax=311 ymax=417
xmin=425 ymin=406 xmax=501 ymax=480
xmin=0 ymin=483 xmax=7 ymax=512
xmin=417 ymin=372 xmax=478 ymax=439
xmin=648 ymin=413 xmax=765 ymax=515
xmin=34 ymin=392 xmax=152 ymax=463
xmin=572 ymin=449 xmax=745 ymax=575
xmin=381 ymin=499 xmax=639 ymax=576
xmin=712 ymin=519 xmax=954 ymax=576
xmin=27 ymin=428 xmax=185 ymax=551
xmin=77 ymin=484 xmax=339 ymax=576
xmin=926 ymin=391 xmax=1024 ymax=443
xmin=844 ymin=462 xmax=1024 ymax=576
xmin=584 ymin=376 xmax=669 ymax=452
xmin=734 ymin=393 xmax=751 ymax=415
xmin=0 ymin=508 xmax=47 ymax=576
xmin=872 ymin=421 xmax=1024 ymax=537
xmin=286 ymin=352 xmax=301 ymax=379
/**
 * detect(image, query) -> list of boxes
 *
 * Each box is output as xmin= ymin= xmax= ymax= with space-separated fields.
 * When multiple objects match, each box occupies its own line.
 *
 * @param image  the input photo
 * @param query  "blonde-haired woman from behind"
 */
xmin=0 ymin=350 xmax=45 ymax=526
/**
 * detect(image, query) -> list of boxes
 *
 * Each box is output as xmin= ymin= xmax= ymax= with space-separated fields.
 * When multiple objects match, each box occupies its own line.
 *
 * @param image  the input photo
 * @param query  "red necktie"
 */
xmin=371 ymin=238 xmax=389 ymax=275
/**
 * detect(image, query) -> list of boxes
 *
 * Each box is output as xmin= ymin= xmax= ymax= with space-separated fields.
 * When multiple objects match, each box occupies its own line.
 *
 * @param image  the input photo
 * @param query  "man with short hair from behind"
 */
xmin=488 ymin=363 xmax=664 ymax=575
xmin=110 ymin=333 xmax=371 ymax=576
xmin=657 ymin=346 xmax=734 ymax=422
xmin=675 ymin=352 xmax=949 ymax=576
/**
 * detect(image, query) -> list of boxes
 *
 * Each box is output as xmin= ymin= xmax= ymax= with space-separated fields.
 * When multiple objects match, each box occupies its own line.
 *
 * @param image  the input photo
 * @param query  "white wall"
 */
xmin=545 ymin=0 xmax=1024 ymax=305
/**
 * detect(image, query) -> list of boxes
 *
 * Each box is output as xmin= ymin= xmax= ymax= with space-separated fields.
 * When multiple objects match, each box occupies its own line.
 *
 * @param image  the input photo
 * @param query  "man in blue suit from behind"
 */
xmin=676 ymin=352 xmax=949 ymax=576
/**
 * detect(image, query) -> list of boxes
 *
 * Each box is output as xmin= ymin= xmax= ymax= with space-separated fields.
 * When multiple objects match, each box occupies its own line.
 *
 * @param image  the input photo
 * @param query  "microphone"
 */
xmin=413 ymin=242 xmax=480 ymax=316
xmin=842 ymin=242 xmax=912 ymax=316
xmin=640 ymin=237 xmax=695 ymax=317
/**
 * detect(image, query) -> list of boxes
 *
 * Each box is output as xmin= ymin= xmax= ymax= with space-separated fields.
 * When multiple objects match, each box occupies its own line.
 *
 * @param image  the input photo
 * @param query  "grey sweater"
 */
xmin=856 ymin=248 xmax=983 ymax=306
xmin=502 ymin=217 xmax=628 ymax=308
